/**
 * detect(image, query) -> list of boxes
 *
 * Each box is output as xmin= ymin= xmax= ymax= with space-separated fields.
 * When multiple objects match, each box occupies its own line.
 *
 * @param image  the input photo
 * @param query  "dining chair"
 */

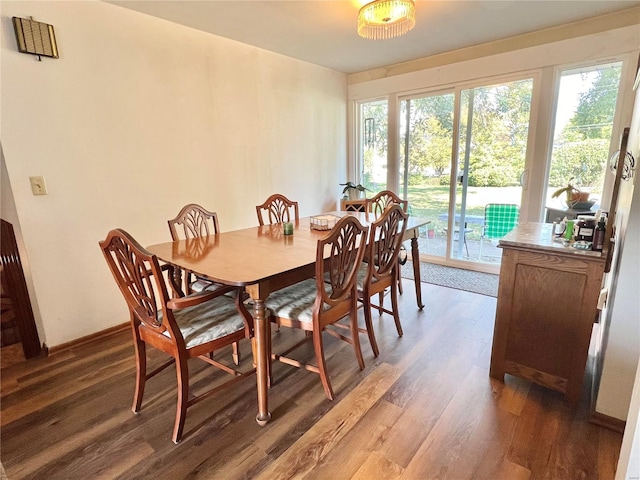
xmin=168 ymin=203 xmax=220 ymax=295
xmin=365 ymin=190 xmax=409 ymax=294
xmin=99 ymin=229 xmax=255 ymax=443
xmin=255 ymin=194 xmax=299 ymax=226
xmin=168 ymin=203 xmax=246 ymax=365
xmin=366 ymin=190 xmax=409 ymax=218
xmin=264 ymin=215 xmax=369 ymax=400
xmin=357 ymin=204 xmax=409 ymax=357
xmin=479 ymin=203 xmax=519 ymax=260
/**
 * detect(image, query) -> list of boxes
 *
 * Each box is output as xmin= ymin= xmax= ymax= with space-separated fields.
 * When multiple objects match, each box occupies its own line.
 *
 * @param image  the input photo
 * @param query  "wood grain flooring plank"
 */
xmin=540 ymin=396 xmax=602 ymax=480
xmin=484 ymin=457 xmax=532 ymax=480
xmin=496 ymin=374 xmax=531 ymax=416
xmin=1 ymin=355 xmax=134 ymax=426
xmin=3 ymin=408 xmax=134 ymax=478
xmin=302 ymin=399 xmax=404 ymax=480
xmin=351 ymin=450 xmax=404 ymax=480
xmin=597 ymin=427 xmax=622 ymax=480
xmin=507 ymin=385 xmax=566 ymax=477
xmin=399 ymin=365 xmax=502 ymax=480
xmin=0 ymin=280 xmax=623 ymax=480
xmin=380 ymin=325 xmax=487 ymax=468
xmin=253 ymin=363 xmax=400 ymax=480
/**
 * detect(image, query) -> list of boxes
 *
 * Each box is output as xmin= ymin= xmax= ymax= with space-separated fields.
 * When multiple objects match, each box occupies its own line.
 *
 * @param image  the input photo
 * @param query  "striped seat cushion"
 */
xmin=162 ymin=294 xmax=246 ymax=348
xmin=190 ymin=278 xmax=216 ymax=293
xmin=264 ymin=279 xmax=329 ymax=323
xmin=356 ymin=263 xmax=385 ymax=290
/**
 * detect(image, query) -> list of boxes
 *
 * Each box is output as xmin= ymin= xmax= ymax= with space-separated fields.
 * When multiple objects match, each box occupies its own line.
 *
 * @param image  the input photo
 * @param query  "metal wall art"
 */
xmin=12 ymin=16 xmax=58 ymax=60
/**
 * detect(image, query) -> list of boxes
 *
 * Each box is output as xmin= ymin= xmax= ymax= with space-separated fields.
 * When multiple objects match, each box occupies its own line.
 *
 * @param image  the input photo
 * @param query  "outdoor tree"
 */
xmin=549 ymin=66 xmax=621 ymax=188
xmin=463 ymin=80 xmax=532 ymax=187
xmin=402 ymin=95 xmax=454 ymax=180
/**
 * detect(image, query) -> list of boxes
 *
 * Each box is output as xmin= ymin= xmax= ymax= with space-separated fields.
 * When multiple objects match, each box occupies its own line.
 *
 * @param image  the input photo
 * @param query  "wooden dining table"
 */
xmin=146 ymin=211 xmax=430 ymax=425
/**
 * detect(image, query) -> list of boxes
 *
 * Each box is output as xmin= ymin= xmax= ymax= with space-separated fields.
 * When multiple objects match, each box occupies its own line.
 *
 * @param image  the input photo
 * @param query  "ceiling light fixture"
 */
xmin=357 ymin=0 xmax=416 ymax=40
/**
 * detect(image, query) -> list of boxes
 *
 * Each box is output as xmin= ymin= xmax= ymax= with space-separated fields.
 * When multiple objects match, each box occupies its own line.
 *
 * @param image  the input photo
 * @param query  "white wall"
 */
xmin=616 ymin=354 xmax=640 ymax=480
xmin=1 ymin=1 xmax=347 ymax=347
xmin=596 ymin=83 xmax=640 ymax=421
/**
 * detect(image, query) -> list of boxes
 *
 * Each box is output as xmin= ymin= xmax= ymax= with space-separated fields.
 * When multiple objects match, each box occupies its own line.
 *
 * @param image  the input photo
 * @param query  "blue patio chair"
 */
xmin=479 ymin=204 xmax=519 ymax=260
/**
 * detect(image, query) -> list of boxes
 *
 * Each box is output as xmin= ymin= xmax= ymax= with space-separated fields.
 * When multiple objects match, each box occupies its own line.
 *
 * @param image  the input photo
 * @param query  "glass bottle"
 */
xmin=592 ymin=215 xmax=606 ymax=251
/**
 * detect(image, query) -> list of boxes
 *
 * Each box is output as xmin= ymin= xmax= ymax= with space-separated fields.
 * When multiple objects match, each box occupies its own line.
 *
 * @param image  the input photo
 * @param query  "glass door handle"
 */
xmin=519 ymin=170 xmax=529 ymax=189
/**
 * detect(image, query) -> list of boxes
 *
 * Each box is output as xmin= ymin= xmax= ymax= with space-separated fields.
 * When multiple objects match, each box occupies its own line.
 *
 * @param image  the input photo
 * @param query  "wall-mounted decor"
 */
xmin=12 ymin=16 xmax=58 ymax=59
xmin=609 ymin=149 xmax=636 ymax=181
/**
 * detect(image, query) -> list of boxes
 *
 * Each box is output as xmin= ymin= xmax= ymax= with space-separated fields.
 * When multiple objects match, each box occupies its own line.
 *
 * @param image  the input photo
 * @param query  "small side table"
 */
xmin=545 ymin=206 xmax=596 ymax=223
xmin=340 ymin=199 xmax=367 ymax=212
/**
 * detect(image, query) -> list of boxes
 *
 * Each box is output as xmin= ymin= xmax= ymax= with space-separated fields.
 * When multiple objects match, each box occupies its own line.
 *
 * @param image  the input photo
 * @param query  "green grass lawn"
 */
xmin=403 ymin=185 xmax=522 ymax=240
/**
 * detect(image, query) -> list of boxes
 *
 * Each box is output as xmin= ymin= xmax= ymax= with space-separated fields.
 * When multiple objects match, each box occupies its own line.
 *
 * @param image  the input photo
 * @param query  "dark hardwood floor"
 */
xmin=1 ymin=280 xmax=622 ymax=479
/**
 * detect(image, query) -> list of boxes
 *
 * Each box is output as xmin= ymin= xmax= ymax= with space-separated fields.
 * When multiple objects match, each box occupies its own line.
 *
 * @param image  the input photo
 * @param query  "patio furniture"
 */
xmin=479 ymin=203 xmax=519 ymax=260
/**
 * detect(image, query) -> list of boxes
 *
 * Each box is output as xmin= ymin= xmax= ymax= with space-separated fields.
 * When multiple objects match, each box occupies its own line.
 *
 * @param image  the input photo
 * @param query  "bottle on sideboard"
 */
xmin=592 ymin=214 xmax=606 ymax=251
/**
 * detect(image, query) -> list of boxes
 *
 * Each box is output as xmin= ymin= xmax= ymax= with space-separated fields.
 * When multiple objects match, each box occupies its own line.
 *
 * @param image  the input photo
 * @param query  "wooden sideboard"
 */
xmin=490 ymin=222 xmax=606 ymax=405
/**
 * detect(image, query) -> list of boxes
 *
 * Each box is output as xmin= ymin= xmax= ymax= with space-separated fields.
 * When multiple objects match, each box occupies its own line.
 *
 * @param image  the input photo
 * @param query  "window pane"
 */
xmin=398 ymin=93 xmax=455 ymax=258
xmin=546 ymin=62 xmax=622 ymax=213
xmin=360 ymin=100 xmax=388 ymax=193
xmin=455 ymin=79 xmax=533 ymax=263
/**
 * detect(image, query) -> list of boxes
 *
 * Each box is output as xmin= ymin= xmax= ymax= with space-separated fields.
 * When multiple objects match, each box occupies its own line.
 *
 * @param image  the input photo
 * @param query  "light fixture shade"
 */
xmin=358 ymin=0 xmax=416 ymax=40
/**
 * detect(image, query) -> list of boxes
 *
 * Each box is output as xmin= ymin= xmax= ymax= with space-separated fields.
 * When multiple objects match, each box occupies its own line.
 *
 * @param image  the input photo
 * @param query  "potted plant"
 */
xmin=340 ymin=181 xmax=369 ymax=200
xmin=551 ymin=178 xmax=589 ymax=207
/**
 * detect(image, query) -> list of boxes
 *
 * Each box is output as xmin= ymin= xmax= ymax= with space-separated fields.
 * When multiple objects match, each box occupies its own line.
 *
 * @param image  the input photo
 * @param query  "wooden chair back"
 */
xmin=314 ymin=215 xmax=368 ymax=325
xmin=100 ymin=229 xmax=179 ymax=339
xmin=264 ymin=215 xmax=368 ymax=400
xmin=168 ymin=203 xmax=220 ymax=241
xmin=358 ymin=204 xmax=409 ymax=356
xmin=365 ymin=204 xmax=409 ymax=283
xmin=256 ymin=194 xmax=299 ymax=226
xmin=366 ymin=190 xmax=408 ymax=218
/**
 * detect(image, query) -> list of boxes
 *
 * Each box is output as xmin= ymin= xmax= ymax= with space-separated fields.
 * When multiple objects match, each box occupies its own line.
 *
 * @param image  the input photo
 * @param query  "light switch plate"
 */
xmin=30 ymin=176 xmax=48 ymax=195
xmin=597 ymin=287 xmax=608 ymax=310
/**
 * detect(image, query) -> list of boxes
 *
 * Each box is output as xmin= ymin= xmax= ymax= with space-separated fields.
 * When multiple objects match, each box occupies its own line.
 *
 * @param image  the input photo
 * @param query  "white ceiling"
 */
xmin=107 ymin=1 xmax=640 ymax=74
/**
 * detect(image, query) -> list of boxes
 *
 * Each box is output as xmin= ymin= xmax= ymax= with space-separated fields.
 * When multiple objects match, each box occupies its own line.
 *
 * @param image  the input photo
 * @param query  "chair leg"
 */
xmin=312 ymin=329 xmax=334 ymax=400
xmin=172 ymin=355 xmax=189 ymax=444
xmin=390 ymin=280 xmax=403 ymax=337
xmin=396 ymin=264 xmax=404 ymax=295
xmin=350 ymin=302 xmax=365 ymax=371
xmin=267 ymin=322 xmax=273 ymax=388
xmin=362 ymin=296 xmax=380 ymax=357
xmin=232 ymin=342 xmax=240 ymax=366
xmin=132 ymin=337 xmax=146 ymax=413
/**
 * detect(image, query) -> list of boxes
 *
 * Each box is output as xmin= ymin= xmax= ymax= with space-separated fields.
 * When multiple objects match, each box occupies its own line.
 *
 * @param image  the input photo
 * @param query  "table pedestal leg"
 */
xmin=252 ymin=298 xmax=271 ymax=426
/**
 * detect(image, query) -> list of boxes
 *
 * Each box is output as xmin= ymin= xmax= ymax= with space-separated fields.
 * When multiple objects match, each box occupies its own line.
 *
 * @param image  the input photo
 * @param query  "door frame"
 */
xmin=1 ymin=219 xmax=42 ymax=358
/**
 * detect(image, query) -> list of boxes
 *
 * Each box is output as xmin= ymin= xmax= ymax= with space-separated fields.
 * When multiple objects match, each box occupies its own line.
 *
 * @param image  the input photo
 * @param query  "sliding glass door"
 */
xmin=353 ymin=57 xmax=630 ymax=273
xmin=398 ymin=92 xmax=455 ymax=258
xmin=397 ymin=78 xmax=533 ymax=267
xmin=454 ymin=79 xmax=533 ymax=263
